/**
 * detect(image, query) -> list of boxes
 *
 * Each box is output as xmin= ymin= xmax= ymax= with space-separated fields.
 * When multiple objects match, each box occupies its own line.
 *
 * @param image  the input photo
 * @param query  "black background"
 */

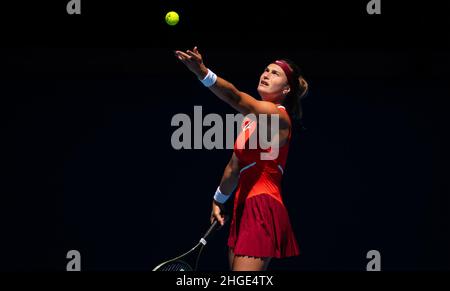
xmin=1 ymin=0 xmax=449 ymax=272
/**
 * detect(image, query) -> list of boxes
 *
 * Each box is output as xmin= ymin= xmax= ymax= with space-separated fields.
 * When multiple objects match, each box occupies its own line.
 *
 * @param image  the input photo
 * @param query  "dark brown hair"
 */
xmin=280 ymin=59 xmax=309 ymax=126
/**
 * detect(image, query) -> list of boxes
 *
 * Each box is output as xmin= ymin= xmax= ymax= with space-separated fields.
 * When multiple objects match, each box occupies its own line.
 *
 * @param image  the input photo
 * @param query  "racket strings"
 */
xmin=158 ymin=261 xmax=192 ymax=271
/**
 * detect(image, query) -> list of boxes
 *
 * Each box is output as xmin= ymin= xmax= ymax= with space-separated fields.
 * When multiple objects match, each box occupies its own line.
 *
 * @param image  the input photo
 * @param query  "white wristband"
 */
xmin=200 ymin=69 xmax=217 ymax=87
xmin=213 ymin=186 xmax=230 ymax=204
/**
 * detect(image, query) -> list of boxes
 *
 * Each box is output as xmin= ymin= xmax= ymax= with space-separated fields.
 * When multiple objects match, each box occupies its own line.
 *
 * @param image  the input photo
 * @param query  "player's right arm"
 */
xmin=211 ymin=153 xmax=240 ymax=225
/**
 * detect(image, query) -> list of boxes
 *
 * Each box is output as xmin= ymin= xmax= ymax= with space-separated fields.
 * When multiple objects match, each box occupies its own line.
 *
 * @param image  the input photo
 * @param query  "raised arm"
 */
xmin=174 ymin=47 xmax=285 ymax=118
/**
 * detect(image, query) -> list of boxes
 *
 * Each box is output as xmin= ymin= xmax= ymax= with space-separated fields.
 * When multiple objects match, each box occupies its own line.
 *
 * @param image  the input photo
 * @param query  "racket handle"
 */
xmin=202 ymin=216 xmax=229 ymax=241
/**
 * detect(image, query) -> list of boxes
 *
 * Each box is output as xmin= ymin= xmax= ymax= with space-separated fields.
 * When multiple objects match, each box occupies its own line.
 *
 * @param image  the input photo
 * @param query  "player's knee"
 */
xmin=232 ymin=255 xmax=268 ymax=271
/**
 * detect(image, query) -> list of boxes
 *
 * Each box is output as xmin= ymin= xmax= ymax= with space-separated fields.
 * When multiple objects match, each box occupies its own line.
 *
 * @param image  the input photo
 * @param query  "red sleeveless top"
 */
xmin=233 ymin=105 xmax=291 ymax=205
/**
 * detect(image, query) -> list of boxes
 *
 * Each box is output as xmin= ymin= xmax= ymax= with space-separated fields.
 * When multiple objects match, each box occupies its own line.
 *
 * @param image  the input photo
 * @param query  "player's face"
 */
xmin=257 ymin=64 xmax=290 ymax=102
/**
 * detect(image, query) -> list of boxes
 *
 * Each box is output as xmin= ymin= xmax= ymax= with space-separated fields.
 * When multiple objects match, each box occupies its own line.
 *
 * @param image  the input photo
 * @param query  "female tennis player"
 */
xmin=175 ymin=47 xmax=308 ymax=271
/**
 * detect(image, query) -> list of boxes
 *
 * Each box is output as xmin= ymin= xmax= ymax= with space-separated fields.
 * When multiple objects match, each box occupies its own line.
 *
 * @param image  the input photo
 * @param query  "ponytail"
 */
xmin=280 ymin=59 xmax=309 ymax=130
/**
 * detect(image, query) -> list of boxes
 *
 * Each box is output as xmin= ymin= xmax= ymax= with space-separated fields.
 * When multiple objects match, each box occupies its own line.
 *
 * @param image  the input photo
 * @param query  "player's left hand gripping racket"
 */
xmin=152 ymin=218 xmax=228 ymax=271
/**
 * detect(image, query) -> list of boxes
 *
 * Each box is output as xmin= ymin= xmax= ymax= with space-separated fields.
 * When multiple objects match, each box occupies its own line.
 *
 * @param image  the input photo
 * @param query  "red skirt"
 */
xmin=227 ymin=194 xmax=300 ymax=258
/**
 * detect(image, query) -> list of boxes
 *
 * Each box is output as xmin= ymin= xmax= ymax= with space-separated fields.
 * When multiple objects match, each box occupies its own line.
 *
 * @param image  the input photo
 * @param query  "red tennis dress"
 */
xmin=227 ymin=105 xmax=300 ymax=258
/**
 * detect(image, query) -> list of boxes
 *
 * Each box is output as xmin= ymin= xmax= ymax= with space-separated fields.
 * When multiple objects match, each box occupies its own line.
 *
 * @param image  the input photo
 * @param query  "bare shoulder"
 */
xmin=236 ymin=91 xmax=290 ymax=128
xmin=256 ymin=100 xmax=291 ymax=129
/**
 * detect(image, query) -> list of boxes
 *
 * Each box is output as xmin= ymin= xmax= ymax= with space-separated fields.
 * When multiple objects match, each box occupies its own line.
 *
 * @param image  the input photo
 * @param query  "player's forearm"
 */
xmin=218 ymin=164 xmax=239 ymax=196
xmin=195 ymin=68 xmax=243 ymax=110
xmin=209 ymin=77 xmax=242 ymax=109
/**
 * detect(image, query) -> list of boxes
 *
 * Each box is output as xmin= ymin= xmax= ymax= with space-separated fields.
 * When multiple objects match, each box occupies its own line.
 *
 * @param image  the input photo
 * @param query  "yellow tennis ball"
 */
xmin=165 ymin=11 xmax=179 ymax=26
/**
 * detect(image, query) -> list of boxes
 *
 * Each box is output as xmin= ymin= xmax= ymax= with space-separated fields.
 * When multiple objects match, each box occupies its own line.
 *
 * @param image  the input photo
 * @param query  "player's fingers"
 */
xmin=215 ymin=212 xmax=224 ymax=226
xmin=186 ymin=50 xmax=200 ymax=61
xmin=219 ymin=216 xmax=224 ymax=226
xmin=176 ymin=50 xmax=191 ymax=59
xmin=178 ymin=55 xmax=192 ymax=63
xmin=212 ymin=211 xmax=220 ymax=225
xmin=193 ymin=46 xmax=202 ymax=56
xmin=174 ymin=51 xmax=186 ymax=61
xmin=193 ymin=47 xmax=202 ymax=59
xmin=211 ymin=209 xmax=219 ymax=224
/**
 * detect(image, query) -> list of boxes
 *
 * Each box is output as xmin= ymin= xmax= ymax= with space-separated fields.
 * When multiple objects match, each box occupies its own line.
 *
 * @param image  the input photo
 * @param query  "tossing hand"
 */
xmin=174 ymin=46 xmax=209 ymax=79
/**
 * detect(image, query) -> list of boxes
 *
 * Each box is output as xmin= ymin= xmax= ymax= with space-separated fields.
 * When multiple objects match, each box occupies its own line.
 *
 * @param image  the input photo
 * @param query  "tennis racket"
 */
xmin=152 ymin=217 xmax=228 ymax=271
